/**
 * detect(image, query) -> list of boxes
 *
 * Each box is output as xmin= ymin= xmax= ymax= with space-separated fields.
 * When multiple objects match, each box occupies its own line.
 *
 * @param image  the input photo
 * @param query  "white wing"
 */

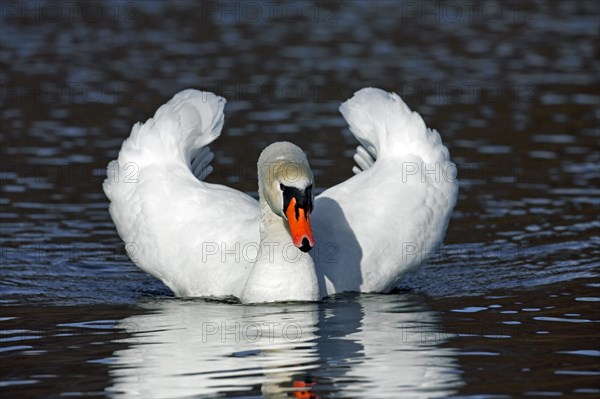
xmin=103 ymin=90 xmax=260 ymax=298
xmin=312 ymin=88 xmax=458 ymax=296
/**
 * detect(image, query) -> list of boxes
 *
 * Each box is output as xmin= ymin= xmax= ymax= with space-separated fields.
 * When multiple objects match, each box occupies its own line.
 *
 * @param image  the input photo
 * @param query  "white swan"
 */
xmin=103 ymin=88 xmax=457 ymax=303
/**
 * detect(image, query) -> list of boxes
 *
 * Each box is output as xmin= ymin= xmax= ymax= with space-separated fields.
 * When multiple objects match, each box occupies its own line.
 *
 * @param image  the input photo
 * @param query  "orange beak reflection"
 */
xmin=285 ymin=197 xmax=315 ymax=252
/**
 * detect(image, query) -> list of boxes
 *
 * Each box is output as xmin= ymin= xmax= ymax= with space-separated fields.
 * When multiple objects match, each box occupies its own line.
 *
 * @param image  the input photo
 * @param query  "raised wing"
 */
xmin=312 ymin=88 xmax=458 ymax=296
xmin=104 ymin=90 xmax=259 ymax=298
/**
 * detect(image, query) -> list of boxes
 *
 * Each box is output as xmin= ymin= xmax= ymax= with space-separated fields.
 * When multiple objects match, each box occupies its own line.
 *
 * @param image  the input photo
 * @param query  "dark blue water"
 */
xmin=1 ymin=1 xmax=599 ymax=398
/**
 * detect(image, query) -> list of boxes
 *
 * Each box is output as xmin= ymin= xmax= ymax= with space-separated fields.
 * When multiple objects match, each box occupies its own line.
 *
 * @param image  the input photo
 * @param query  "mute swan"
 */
xmin=103 ymin=88 xmax=457 ymax=303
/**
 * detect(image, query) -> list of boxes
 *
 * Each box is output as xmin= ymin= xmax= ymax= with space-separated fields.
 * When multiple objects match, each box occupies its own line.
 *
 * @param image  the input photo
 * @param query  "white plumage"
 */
xmin=104 ymin=87 xmax=458 ymax=302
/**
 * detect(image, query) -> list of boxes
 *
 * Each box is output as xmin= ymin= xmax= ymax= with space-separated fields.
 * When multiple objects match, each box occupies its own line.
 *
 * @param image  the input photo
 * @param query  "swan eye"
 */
xmin=281 ymin=184 xmax=313 ymax=216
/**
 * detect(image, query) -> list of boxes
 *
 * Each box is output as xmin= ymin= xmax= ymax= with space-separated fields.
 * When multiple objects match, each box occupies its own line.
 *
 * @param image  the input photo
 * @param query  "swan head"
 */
xmin=258 ymin=142 xmax=315 ymax=253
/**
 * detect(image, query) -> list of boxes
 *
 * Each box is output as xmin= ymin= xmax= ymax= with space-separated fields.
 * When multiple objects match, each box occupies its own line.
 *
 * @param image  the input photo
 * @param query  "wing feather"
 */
xmin=313 ymin=88 xmax=458 ymax=296
xmin=104 ymin=90 xmax=259 ymax=298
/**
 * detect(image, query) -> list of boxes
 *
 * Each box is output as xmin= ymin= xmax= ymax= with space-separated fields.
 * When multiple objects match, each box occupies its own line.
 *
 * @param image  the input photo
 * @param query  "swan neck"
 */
xmin=258 ymin=188 xmax=287 ymax=240
xmin=240 ymin=187 xmax=319 ymax=304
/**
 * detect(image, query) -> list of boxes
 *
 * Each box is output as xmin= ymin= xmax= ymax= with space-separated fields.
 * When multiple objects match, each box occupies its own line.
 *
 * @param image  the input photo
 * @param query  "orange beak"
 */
xmin=285 ymin=197 xmax=315 ymax=252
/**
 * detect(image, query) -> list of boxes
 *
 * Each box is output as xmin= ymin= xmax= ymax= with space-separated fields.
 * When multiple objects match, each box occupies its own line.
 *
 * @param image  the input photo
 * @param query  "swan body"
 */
xmin=104 ymin=88 xmax=457 ymax=303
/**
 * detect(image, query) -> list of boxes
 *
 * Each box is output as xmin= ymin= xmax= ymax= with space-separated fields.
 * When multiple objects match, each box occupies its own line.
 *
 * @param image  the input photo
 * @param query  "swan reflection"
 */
xmin=108 ymin=295 xmax=461 ymax=398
